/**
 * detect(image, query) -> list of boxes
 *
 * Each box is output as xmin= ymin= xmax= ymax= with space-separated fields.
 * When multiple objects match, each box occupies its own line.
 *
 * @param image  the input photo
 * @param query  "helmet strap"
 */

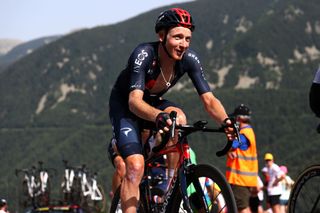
xmin=161 ymin=31 xmax=173 ymax=59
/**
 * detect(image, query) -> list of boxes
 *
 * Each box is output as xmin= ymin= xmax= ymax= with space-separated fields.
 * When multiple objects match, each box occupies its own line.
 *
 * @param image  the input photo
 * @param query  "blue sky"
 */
xmin=0 ymin=0 xmax=192 ymax=41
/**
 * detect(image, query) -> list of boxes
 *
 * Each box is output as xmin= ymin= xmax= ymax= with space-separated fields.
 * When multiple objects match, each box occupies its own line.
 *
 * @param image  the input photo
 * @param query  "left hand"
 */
xmin=222 ymin=118 xmax=237 ymax=141
xmin=227 ymin=150 xmax=237 ymax=159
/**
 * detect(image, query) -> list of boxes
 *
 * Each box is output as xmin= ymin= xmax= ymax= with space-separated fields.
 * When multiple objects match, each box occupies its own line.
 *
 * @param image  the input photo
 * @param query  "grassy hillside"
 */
xmin=1 ymin=0 xmax=320 ymax=211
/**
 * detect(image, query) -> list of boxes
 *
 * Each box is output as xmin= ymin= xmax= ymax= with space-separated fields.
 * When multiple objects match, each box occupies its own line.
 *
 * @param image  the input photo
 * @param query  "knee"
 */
xmin=165 ymin=107 xmax=187 ymax=125
xmin=177 ymin=111 xmax=187 ymax=125
xmin=125 ymin=155 xmax=144 ymax=184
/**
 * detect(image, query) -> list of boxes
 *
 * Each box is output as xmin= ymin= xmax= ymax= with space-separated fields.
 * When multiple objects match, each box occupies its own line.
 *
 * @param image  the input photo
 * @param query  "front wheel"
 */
xmin=170 ymin=164 xmax=237 ymax=213
xmin=288 ymin=164 xmax=320 ymax=213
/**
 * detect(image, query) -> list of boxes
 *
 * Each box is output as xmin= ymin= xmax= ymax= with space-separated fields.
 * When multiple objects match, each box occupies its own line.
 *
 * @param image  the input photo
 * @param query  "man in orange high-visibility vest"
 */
xmin=226 ymin=104 xmax=258 ymax=213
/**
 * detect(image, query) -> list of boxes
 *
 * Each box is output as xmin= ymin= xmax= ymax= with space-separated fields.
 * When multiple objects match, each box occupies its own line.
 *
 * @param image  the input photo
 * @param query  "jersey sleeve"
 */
xmin=313 ymin=68 xmax=320 ymax=84
xmin=127 ymin=44 xmax=154 ymax=92
xmin=183 ymin=50 xmax=211 ymax=95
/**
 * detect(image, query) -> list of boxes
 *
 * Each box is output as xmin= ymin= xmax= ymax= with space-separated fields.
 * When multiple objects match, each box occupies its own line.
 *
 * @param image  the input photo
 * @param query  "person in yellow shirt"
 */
xmin=226 ymin=104 xmax=259 ymax=213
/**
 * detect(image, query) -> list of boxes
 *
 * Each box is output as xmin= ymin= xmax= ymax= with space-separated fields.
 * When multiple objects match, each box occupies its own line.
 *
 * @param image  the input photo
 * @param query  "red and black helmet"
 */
xmin=155 ymin=8 xmax=195 ymax=33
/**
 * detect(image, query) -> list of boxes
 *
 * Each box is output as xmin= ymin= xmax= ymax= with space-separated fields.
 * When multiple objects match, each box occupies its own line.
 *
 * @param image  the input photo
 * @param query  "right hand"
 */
xmin=155 ymin=112 xmax=172 ymax=133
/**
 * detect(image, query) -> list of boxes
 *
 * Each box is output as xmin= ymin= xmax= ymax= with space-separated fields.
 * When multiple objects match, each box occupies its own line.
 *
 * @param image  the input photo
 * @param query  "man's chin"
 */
xmin=172 ymin=53 xmax=184 ymax=60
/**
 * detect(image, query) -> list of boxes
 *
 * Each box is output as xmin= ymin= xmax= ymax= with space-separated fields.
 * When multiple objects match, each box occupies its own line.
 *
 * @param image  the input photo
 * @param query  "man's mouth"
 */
xmin=176 ymin=49 xmax=184 ymax=57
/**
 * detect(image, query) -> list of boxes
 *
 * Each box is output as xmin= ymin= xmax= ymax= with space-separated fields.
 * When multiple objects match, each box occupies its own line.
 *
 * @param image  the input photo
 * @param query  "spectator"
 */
xmin=249 ymin=175 xmax=264 ymax=213
xmin=279 ymin=165 xmax=294 ymax=213
xmin=0 ymin=199 xmax=9 ymax=213
xmin=262 ymin=153 xmax=285 ymax=213
xmin=226 ymin=104 xmax=259 ymax=213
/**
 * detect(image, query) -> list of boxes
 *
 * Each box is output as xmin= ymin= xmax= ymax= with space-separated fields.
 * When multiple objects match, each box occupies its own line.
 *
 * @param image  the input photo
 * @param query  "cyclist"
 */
xmin=226 ymin=104 xmax=258 ymax=213
xmin=108 ymin=130 xmax=168 ymax=199
xmin=107 ymin=138 xmax=126 ymax=198
xmin=108 ymin=7 xmax=236 ymax=213
xmin=309 ymin=68 xmax=320 ymax=132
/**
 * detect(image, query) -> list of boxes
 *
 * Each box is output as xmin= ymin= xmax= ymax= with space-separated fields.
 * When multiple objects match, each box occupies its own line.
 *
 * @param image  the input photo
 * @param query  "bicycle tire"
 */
xmin=109 ymin=185 xmax=147 ymax=213
xmin=288 ymin=164 xmax=320 ymax=213
xmin=170 ymin=164 xmax=237 ymax=213
xmin=38 ymin=179 xmax=51 ymax=207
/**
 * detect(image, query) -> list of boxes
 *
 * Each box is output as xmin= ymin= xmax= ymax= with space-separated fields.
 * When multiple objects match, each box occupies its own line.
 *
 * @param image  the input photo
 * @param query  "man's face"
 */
xmin=164 ymin=26 xmax=192 ymax=60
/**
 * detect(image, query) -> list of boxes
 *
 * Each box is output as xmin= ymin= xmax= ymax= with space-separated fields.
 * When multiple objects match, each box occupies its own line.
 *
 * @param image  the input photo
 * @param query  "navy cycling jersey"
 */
xmin=110 ymin=42 xmax=211 ymax=104
xmin=109 ymin=42 xmax=212 ymax=158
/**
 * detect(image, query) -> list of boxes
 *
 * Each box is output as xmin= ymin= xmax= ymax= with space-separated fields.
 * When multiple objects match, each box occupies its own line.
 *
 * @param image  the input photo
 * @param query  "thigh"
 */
xmin=110 ymin=100 xmax=142 ymax=159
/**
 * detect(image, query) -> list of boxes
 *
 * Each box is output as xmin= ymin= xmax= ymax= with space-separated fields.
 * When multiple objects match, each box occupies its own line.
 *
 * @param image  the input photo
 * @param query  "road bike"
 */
xmin=16 ymin=161 xmax=55 ymax=208
xmin=110 ymin=111 xmax=238 ymax=213
xmin=61 ymin=160 xmax=76 ymax=204
xmin=287 ymin=164 xmax=320 ymax=213
xmin=61 ymin=161 xmax=106 ymax=213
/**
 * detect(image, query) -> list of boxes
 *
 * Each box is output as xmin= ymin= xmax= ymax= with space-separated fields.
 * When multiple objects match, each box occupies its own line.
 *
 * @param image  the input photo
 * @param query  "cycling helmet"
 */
xmin=155 ymin=8 xmax=195 ymax=33
xmin=0 ymin=199 xmax=7 ymax=207
xmin=231 ymin=104 xmax=251 ymax=117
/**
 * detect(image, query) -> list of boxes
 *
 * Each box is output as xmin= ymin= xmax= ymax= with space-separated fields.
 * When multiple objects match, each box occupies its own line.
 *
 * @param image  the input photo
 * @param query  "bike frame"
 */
xmin=141 ymin=113 xmax=237 ymax=213
xmin=61 ymin=162 xmax=103 ymax=202
xmin=143 ymin=137 xmax=192 ymax=212
xmin=21 ymin=167 xmax=42 ymax=198
xmin=62 ymin=167 xmax=75 ymax=193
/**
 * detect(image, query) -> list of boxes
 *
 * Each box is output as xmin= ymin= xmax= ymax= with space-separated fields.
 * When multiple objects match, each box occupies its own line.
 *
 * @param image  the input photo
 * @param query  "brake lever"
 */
xmin=169 ymin=111 xmax=177 ymax=139
xmin=152 ymin=111 xmax=177 ymax=153
xmin=216 ymin=119 xmax=240 ymax=157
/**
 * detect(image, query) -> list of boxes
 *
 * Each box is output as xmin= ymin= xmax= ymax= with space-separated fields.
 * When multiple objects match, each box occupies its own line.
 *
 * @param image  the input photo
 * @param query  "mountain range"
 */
xmin=1 ymin=0 xmax=320 ymax=210
xmin=0 ymin=36 xmax=60 ymax=73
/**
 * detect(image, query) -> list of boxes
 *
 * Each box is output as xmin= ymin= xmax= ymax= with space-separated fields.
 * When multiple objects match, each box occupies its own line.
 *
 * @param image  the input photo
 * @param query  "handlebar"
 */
xmin=152 ymin=111 xmax=241 ymax=157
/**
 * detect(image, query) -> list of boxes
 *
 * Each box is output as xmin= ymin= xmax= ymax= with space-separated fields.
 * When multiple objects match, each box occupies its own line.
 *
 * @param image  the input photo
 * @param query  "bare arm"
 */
xmin=200 ymin=92 xmax=228 ymax=124
xmin=200 ymin=92 xmax=236 ymax=141
xmin=128 ymin=89 xmax=162 ymax=122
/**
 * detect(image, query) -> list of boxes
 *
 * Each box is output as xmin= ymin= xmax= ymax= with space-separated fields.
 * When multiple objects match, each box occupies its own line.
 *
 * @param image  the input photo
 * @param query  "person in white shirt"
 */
xmin=262 ymin=153 xmax=285 ymax=213
xmin=279 ymin=165 xmax=294 ymax=213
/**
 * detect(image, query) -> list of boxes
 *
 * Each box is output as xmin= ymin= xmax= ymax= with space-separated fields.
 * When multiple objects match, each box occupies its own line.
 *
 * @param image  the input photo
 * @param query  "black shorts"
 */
xmin=267 ymin=194 xmax=281 ymax=206
xmin=249 ymin=196 xmax=262 ymax=212
xmin=231 ymin=185 xmax=251 ymax=210
xmin=109 ymin=95 xmax=179 ymax=159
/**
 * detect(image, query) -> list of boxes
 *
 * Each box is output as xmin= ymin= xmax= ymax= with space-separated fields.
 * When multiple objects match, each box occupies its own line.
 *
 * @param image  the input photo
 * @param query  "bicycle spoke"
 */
xmin=173 ymin=165 xmax=235 ymax=213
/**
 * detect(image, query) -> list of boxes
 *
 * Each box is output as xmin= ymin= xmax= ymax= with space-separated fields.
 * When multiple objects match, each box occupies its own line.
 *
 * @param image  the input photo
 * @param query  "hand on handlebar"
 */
xmin=156 ymin=112 xmax=172 ymax=133
xmin=222 ymin=118 xmax=239 ymax=141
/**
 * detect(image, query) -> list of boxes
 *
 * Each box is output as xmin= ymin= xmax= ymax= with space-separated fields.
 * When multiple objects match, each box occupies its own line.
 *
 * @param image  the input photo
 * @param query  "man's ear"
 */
xmin=158 ymin=30 xmax=165 ymax=42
